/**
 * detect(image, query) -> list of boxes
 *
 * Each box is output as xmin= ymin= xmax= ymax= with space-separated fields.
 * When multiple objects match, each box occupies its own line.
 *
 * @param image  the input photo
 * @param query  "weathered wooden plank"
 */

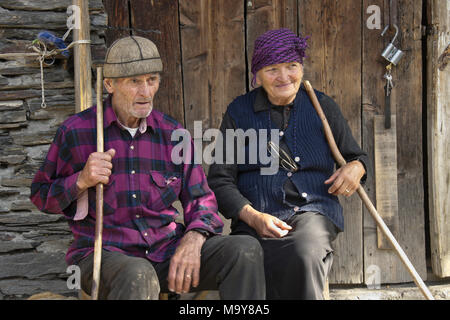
xmin=363 ymin=0 xmax=426 ymax=284
xmin=102 ymin=0 xmax=130 ymax=47
xmin=0 ymin=110 xmax=27 ymax=123
xmin=73 ymin=0 xmax=92 ymax=113
xmin=0 ymin=6 xmax=67 ymax=30
xmin=246 ymin=0 xmax=298 ymax=88
xmin=128 ymin=0 xmax=184 ymax=125
xmin=180 ymin=0 xmax=246 ymax=134
xmin=0 ymin=88 xmax=74 ymax=101
xmin=299 ymin=0 xmax=363 ymax=284
xmin=0 ymin=0 xmax=104 ymax=11
xmin=0 ymin=68 xmax=72 ymax=91
xmin=374 ymin=115 xmax=399 ymax=249
xmin=427 ymin=0 xmax=450 ymax=278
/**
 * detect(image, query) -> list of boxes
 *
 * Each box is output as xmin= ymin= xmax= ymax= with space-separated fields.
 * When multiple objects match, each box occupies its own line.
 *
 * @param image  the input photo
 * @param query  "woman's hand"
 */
xmin=239 ymin=205 xmax=292 ymax=238
xmin=324 ymin=160 xmax=365 ymax=197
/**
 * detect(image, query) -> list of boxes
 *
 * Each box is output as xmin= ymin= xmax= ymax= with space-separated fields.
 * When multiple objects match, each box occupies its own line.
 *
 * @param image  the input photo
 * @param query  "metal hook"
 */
xmin=381 ymin=24 xmax=399 ymax=44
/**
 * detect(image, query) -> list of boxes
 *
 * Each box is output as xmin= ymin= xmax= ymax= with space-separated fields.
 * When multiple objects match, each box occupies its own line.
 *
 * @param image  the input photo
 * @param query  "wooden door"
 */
xmin=299 ymin=0 xmax=427 ymax=284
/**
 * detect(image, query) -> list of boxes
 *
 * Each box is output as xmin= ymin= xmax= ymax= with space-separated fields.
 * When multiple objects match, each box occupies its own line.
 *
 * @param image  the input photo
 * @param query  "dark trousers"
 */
xmin=232 ymin=211 xmax=339 ymax=300
xmin=77 ymin=234 xmax=265 ymax=300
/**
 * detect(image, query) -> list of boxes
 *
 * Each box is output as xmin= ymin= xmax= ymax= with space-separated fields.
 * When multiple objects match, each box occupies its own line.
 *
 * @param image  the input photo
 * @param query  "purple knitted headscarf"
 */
xmin=251 ymin=28 xmax=309 ymax=86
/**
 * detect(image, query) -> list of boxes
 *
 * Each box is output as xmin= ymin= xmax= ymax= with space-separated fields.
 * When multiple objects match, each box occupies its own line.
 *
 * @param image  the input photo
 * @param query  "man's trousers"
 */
xmin=77 ymin=234 xmax=265 ymax=300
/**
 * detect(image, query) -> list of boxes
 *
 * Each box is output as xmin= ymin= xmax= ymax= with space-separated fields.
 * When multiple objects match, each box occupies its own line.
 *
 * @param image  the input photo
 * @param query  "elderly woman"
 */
xmin=207 ymin=28 xmax=368 ymax=299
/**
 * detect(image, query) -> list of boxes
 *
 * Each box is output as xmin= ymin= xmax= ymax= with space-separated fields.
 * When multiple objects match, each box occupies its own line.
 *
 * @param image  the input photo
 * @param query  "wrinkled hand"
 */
xmin=168 ymin=230 xmax=206 ymax=294
xmin=76 ymin=148 xmax=116 ymax=193
xmin=239 ymin=205 xmax=292 ymax=238
xmin=324 ymin=160 xmax=365 ymax=197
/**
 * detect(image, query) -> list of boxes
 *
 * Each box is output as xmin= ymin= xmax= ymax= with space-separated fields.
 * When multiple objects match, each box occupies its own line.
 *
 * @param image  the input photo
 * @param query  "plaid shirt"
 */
xmin=30 ymin=95 xmax=223 ymax=265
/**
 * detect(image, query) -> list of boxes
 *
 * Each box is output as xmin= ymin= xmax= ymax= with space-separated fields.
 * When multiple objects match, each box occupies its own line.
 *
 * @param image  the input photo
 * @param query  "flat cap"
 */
xmin=103 ymin=36 xmax=163 ymax=78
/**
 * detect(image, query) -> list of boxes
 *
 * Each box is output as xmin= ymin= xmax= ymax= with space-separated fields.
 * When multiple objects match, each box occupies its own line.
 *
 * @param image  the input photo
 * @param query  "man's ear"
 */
xmin=103 ymin=78 xmax=114 ymax=94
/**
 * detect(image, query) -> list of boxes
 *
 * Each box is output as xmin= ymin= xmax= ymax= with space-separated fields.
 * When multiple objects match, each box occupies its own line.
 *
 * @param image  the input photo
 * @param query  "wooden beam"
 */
xmin=363 ymin=0 xmax=426 ymax=284
xmin=246 ymin=0 xmax=298 ymax=89
xmin=73 ymin=0 xmax=92 ymax=113
xmin=102 ymin=0 xmax=130 ymax=47
xmin=427 ymin=0 xmax=450 ymax=278
xmin=179 ymin=0 xmax=246 ymax=134
xmin=129 ymin=0 xmax=184 ymax=125
xmin=299 ymin=0 xmax=364 ymax=284
xmin=374 ymin=115 xmax=399 ymax=249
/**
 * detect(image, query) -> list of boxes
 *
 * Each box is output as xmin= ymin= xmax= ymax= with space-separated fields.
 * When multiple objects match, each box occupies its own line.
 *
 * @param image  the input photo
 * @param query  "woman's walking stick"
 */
xmin=303 ymin=80 xmax=434 ymax=300
xmin=91 ymin=66 xmax=104 ymax=300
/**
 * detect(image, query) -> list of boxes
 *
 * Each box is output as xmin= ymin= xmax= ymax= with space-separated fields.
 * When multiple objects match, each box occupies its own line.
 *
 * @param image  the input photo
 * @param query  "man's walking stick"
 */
xmin=91 ymin=66 xmax=104 ymax=300
xmin=303 ymin=80 xmax=434 ymax=300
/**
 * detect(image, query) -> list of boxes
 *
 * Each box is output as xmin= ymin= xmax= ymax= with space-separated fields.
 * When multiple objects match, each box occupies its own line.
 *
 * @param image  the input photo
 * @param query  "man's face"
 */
xmin=256 ymin=62 xmax=303 ymax=105
xmin=104 ymin=73 xmax=160 ymax=127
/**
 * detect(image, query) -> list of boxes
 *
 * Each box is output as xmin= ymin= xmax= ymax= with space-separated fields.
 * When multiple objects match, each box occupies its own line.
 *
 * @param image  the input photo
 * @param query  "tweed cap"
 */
xmin=103 ymin=36 xmax=163 ymax=78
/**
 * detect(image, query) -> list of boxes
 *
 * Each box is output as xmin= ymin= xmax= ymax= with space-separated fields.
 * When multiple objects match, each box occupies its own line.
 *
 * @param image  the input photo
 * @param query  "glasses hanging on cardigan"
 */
xmin=267 ymin=140 xmax=298 ymax=173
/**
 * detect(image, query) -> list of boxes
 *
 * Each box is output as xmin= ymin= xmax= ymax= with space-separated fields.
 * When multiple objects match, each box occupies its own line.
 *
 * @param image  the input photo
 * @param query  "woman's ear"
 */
xmin=255 ymin=73 xmax=262 ymax=86
xmin=103 ymin=78 xmax=114 ymax=94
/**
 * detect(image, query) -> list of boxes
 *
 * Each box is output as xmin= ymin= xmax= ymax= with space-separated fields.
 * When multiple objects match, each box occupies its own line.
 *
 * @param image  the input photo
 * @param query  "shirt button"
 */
xmin=136 ymin=214 xmax=140 ymax=218
xmin=279 ymin=131 xmax=284 ymax=137
xmin=302 ymin=192 xmax=308 ymax=198
xmin=294 ymin=156 xmax=300 ymax=163
xmin=130 ymin=145 xmax=134 ymax=150
xmin=145 ymin=250 xmax=149 ymax=255
xmin=131 ymin=170 xmax=136 ymax=174
xmin=144 ymin=232 xmax=148 ymax=236
xmin=287 ymin=172 xmax=293 ymax=177
xmin=132 ymin=194 xmax=137 ymax=199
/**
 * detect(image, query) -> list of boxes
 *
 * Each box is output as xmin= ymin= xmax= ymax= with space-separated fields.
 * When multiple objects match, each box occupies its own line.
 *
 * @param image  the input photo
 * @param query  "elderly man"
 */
xmin=30 ymin=36 xmax=265 ymax=300
xmin=207 ymin=28 xmax=368 ymax=299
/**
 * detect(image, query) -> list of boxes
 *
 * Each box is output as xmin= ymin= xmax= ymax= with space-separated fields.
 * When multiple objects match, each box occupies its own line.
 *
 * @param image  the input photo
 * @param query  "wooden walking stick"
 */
xmin=91 ymin=66 xmax=104 ymax=300
xmin=303 ymin=80 xmax=435 ymax=300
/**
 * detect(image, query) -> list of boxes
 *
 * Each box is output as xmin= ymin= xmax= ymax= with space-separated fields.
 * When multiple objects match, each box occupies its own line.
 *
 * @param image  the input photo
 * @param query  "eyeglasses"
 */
xmin=267 ymin=141 xmax=298 ymax=173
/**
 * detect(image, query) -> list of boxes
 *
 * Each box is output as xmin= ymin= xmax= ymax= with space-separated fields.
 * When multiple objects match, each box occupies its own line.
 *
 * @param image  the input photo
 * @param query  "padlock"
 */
xmin=381 ymin=24 xmax=405 ymax=65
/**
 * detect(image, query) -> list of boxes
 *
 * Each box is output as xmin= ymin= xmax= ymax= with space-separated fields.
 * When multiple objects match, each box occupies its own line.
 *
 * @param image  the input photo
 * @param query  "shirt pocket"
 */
xmin=148 ymin=170 xmax=182 ymax=211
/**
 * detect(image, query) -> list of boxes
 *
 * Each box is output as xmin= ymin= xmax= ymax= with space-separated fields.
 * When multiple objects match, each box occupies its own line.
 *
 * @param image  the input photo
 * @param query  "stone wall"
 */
xmin=0 ymin=0 xmax=106 ymax=299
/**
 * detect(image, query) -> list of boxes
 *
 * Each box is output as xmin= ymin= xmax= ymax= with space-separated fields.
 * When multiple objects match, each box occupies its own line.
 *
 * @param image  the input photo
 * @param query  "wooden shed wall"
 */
xmin=103 ymin=0 xmax=429 ymax=285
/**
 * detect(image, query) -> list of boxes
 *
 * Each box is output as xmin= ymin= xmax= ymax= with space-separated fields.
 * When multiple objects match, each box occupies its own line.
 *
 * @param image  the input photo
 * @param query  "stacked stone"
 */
xmin=0 ymin=0 xmax=106 ymax=299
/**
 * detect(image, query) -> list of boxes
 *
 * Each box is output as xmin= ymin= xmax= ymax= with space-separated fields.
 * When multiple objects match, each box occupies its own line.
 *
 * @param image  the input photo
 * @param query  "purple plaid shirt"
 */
xmin=30 ymin=95 xmax=223 ymax=265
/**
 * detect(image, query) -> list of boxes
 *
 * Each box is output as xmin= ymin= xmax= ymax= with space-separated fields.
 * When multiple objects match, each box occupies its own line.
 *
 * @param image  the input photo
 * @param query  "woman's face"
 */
xmin=256 ymin=62 xmax=303 ymax=106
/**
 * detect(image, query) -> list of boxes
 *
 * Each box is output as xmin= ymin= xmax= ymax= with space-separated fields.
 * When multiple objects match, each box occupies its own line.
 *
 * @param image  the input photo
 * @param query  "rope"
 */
xmin=38 ymin=51 xmax=47 ymax=109
xmin=26 ymin=39 xmax=92 ymax=111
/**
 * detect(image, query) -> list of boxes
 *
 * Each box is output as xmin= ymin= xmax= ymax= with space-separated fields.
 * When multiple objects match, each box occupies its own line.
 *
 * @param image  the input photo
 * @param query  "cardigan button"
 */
xmin=294 ymin=156 xmax=300 ymax=163
xmin=279 ymin=131 xmax=284 ymax=137
xmin=301 ymin=192 xmax=308 ymax=198
xmin=287 ymin=172 xmax=293 ymax=177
